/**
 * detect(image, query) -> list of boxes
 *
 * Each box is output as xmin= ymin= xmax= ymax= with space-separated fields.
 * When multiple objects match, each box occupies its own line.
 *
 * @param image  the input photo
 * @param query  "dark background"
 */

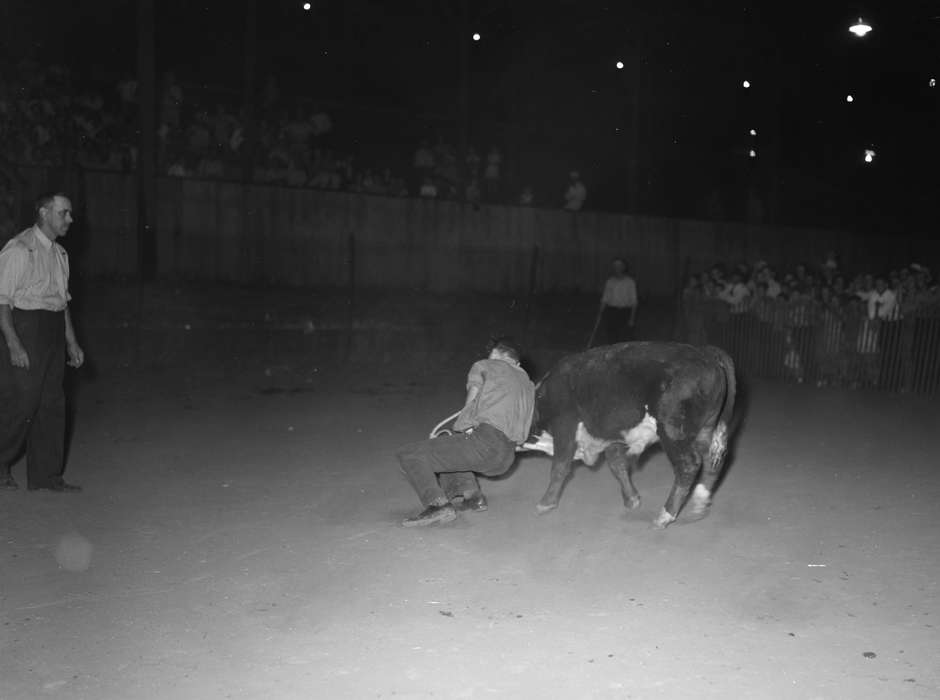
xmin=1 ymin=0 xmax=937 ymax=231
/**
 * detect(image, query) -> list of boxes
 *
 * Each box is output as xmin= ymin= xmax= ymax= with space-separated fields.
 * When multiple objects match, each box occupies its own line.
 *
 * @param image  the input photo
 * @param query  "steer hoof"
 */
xmin=623 ymin=495 xmax=641 ymax=510
xmin=535 ymin=501 xmax=557 ymax=515
xmin=651 ymin=509 xmax=676 ymax=530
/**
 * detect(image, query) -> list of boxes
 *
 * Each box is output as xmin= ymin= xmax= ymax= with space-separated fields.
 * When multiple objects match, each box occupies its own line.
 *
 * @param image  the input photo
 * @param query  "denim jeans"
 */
xmin=397 ymin=422 xmax=516 ymax=506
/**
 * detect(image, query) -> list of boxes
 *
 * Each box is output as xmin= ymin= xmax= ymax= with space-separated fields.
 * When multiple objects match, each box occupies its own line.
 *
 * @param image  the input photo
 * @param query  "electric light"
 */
xmin=849 ymin=18 xmax=872 ymax=37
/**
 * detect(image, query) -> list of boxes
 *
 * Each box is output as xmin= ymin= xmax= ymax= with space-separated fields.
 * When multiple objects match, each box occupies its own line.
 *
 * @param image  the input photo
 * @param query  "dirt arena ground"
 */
xmin=1 ymin=287 xmax=938 ymax=699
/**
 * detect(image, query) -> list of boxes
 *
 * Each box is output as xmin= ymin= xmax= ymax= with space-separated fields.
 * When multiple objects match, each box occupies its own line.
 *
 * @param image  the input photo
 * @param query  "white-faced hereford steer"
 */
xmin=522 ymin=342 xmax=736 ymax=528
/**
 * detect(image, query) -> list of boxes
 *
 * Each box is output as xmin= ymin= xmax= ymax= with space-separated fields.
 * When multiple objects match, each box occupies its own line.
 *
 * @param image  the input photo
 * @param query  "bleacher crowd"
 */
xmin=1 ymin=60 xmax=584 ymax=223
xmin=680 ymin=253 xmax=940 ymax=391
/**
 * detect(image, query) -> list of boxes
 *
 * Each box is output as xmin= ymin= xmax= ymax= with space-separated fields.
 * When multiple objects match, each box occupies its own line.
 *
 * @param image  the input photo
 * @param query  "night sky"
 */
xmin=2 ymin=0 xmax=937 ymax=231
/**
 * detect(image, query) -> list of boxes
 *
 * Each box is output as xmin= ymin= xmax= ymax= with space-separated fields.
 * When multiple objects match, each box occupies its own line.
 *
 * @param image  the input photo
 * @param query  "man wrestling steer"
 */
xmin=526 ymin=341 xmax=736 ymax=528
xmin=397 ymin=337 xmax=535 ymax=527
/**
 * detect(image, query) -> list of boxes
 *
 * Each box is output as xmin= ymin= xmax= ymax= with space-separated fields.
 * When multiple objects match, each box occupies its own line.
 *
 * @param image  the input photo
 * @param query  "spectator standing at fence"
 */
xmin=419 ymin=176 xmax=438 ymax=199
xmin=466 ymin=147 xmax=481 ymax=180
xmin=868 ymin=276 xmax=898 ymax=322
xmin=0 ymin=193 xmax=84 ymax=492
xmin=681 ymin=275 xmax=707 ymax=346
xmin=719 ymin=271 xmax=752 ymax=370
xmin=413 ymin=140 xmax=435 ymax=192
xmin=750 ymin=281 xmax=781 ymax=377
xmin=849 ymin=295 xmax=880 ymax=388
xmin=597 ymin=258 xmax=638 ymax=345
xmin=719 ymin=271 xmax=751 ymax=312
xmin=465 ymin=177 xmax=481 ymax=208
xmin=764 ymin=267 xmax=782 ymax=298
xmin=869 ymin=276 xmax=902 ymax=388
xmin=483 ymin=146 xmax=502 ymax=202
xmin=116 ymin=76 xmax=137 ymax=123
xmin=815 ymin=286 xmax=845 ymax=387
xmin=563 ymin=171 xmax=586 ymax=211
xmin=519 ymin=186 xmax=534 ymax=207
xmin=160 ymin=72 xmax=183 ymax=128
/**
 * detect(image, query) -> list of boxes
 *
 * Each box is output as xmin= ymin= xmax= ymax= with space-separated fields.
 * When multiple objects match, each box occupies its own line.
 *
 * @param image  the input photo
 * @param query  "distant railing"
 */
xmin=679 ymin=294 xmax=940 ymax=394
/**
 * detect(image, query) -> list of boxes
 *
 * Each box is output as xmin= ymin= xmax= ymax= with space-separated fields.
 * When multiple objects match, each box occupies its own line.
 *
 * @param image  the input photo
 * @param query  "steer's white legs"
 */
xmin=688 ymin=484 xmax=712 ymax=517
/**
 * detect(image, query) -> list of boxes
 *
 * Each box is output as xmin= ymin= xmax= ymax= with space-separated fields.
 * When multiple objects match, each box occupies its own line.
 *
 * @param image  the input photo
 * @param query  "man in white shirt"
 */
xmin=483 ymin=146 xmax=502 ymax=202
xmin=597 ymin=258 xmax=638 ymax=344
xmin=0 ymin=193 xmax=84 ymax=492
xmin=413 ymin=140 xmax=435 ymax=191
xmin=563 ymin=171 xmax=587 ymax=211
xmin=868 ymin=277 xmax=898 ymax=320
xmin=719 ymin=272 xmax=751 ymax=313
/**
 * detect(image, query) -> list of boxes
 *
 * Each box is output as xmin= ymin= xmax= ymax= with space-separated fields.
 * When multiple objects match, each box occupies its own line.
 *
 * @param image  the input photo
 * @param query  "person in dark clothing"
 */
xmin=397 ymin=338 xmax=535 ymax=527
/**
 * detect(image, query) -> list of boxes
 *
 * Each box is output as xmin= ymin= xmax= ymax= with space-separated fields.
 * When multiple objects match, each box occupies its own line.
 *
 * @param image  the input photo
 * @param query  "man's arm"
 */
xmin=64 ymin=307 xmax=84 ymax=368
xmin=463 ymin=384 xmax=480 ymax=411
xmin=599 ymin=279 xmax=611 ymax=310
xmin=629 ymin=280 xmax=639 ymax=326
xmin=0 ymin=305 xmax=28 ymax=368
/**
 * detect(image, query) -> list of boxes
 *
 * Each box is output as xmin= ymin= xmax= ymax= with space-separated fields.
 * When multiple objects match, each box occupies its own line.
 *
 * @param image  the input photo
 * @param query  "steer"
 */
xmin=522 ymin=341 xmax=736 ymax=528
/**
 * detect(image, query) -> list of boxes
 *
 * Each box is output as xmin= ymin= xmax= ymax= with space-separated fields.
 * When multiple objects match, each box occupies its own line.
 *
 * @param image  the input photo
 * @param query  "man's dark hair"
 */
xmin=487 ymin=336 xmax=521 ymax=362
xmin=34 ymin=191 xmax=68 ymax=223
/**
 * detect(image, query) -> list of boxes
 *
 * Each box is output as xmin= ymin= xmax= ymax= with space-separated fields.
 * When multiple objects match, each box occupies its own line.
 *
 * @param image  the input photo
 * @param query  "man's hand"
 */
xmin=8 ymin=341 xmax=29 ymax=369
xmin=67 ymin=342 xmax=84 ymax=369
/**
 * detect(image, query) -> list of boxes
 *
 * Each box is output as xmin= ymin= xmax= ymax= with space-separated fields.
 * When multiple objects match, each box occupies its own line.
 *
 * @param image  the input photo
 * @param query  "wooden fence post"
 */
xmin=522 ymin=243 xmax=539 ymax=347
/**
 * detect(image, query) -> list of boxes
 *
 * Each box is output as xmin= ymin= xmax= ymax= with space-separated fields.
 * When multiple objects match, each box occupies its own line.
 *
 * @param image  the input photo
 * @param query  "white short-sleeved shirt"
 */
xmin=602 ymin=276 xmax=638 ymax=308
xmin=0 ymin=226 xmax=71 ymax=311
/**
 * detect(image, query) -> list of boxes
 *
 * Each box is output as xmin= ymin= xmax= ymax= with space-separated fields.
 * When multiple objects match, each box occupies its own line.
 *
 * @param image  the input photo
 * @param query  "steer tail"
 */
xmin=704 ymin=345 xmax=736 ymax=475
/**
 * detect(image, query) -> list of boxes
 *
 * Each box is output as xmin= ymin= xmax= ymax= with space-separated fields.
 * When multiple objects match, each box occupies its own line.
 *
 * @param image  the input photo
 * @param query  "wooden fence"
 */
xmin=8 ymin=166 xmax=938 ymax=298
xmin=680 ymin=296 xmax=940 ymax=395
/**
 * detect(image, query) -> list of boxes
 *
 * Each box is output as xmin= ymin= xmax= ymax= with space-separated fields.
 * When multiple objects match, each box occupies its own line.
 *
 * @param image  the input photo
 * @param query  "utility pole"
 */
xmin=457 ymin=0 xmax=470 ymax=198
xmin=626 ymin=41 xmax=644 ymax=214
xmin=242 ymin=0 xmax=258 ymax=184
xmin=136 ymin=0 xmax=157 ymax=280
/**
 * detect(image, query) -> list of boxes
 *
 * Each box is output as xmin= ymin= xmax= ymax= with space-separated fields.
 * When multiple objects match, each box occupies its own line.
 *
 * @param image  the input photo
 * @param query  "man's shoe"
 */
xmin=0 ymin=475 xmax=19 ymax=491
xmin=402 ymin=503 xmax=458 ymax=528
xmin=456 ymin=493 xmax=488 ymax=512
xmin=30 ymin=478 xmax=82 ymax=493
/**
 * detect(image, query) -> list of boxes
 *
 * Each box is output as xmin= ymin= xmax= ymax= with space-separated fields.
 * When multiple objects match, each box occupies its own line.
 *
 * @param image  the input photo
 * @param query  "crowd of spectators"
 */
xmin=1 ymin=59 xmax=588 ymax=213
xmin=681 ymin=253 xmax=940 ymax=390
xmin=411 ymin=139 xmax=583 ymax=210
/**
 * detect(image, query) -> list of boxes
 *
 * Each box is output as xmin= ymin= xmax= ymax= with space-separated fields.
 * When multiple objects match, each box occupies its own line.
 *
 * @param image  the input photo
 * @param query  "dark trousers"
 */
xmin=0 ymin=309 xmax=67 ymax=488
xmin=603 ymin=306 xmax=634 ymax=345
xmin=397 ymin=422 xmax=516 ymax=507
